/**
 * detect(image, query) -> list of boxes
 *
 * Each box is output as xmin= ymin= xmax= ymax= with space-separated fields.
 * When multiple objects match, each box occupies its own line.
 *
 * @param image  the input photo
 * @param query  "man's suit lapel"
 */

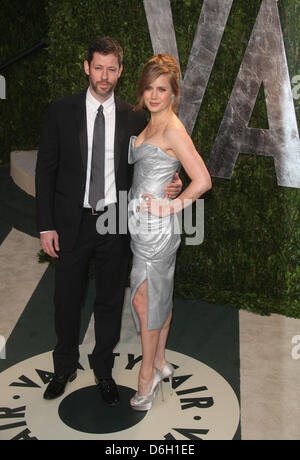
xmin=114 ymin=96 xmax=127 ymax=176
xmin=74 ymin=90 xmax=88 ymax=174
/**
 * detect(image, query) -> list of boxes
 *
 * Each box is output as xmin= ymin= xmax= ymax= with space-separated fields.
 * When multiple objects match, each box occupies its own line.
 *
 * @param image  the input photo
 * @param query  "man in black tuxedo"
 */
xmin=36 ymin=37 xmax=181 ymax=406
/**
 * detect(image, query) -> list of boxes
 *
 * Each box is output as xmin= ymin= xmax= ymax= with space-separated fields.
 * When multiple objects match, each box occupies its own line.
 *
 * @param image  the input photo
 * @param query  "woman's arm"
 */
xmin=167 ymin=127 xmax=212 ymax=213
xmin=140 ymin=128 xmax=212 ymax=217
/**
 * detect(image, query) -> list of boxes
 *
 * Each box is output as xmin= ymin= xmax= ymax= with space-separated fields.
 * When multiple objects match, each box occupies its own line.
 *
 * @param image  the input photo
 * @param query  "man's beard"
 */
xmin=91 ymin=80 xmax=115 ymax=99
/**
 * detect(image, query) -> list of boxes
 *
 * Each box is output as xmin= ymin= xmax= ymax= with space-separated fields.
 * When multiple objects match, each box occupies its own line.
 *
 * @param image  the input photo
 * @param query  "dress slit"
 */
xmin=130 ymin=257 xmax=150 ymax=333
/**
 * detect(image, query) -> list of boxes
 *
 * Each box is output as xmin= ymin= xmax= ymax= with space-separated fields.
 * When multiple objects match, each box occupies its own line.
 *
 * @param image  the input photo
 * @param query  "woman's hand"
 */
xmin=139 ymin=194 xmax=173 ymax=218
xmin=165 ymin=172 xmax=182 ymax=199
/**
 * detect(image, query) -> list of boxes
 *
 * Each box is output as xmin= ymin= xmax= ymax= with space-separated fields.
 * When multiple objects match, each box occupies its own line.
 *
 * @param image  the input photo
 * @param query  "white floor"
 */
xmin=240 ymin=310 xmax=300 ymax=440
xmin=0 ymin=228 xmax=47 ymax=340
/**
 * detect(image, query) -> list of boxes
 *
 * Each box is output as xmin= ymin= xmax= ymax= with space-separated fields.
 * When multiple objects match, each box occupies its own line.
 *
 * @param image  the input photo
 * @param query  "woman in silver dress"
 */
xmin=128 ymin=54 xmax=212 ymax=411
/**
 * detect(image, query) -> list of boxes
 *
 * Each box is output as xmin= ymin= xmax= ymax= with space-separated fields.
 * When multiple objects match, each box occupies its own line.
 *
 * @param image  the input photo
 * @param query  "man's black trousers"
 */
xmin=53 ymin=210 xmax=130 ymax=379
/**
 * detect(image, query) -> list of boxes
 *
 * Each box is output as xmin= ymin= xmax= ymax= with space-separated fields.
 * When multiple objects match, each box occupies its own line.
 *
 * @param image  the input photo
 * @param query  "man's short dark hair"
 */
xmin=86 ymin=37 xmax=123 ymax=67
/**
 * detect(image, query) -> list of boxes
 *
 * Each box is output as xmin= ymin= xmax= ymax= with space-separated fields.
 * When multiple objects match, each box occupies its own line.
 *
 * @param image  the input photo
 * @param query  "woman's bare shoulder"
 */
xmin=164 ymin=116 xmax=188 ymax=141
xmin=164 ymin=118 xmax=193 ymax=150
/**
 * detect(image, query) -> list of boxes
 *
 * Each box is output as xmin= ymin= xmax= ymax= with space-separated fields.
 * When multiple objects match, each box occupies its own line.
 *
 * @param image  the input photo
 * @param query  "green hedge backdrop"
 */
xmin=1 ymin=0 xmax=299 ymax=317
xmin=0 ymin=0 xmax=48 ymax=165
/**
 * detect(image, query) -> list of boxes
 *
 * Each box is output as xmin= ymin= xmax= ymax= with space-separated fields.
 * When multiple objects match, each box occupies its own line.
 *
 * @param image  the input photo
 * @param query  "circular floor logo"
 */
xmin=0 ymin=344 xmax=240 ymax=440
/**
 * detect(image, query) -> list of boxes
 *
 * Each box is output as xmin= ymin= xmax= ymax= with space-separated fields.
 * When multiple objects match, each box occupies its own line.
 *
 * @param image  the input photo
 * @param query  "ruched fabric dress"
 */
xmin=128 ymin=136 xmax=181 ymax=331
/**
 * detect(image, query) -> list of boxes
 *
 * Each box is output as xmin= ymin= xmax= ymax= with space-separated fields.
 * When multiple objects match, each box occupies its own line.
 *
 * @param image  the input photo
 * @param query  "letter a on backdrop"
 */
xmin=208 ymin=0 xmax=300 ymax=189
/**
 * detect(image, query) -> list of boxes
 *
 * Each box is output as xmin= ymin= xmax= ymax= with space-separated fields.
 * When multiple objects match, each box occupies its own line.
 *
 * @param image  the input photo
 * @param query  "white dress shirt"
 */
xmin=84 ymin=88 xmax=117 ymax=209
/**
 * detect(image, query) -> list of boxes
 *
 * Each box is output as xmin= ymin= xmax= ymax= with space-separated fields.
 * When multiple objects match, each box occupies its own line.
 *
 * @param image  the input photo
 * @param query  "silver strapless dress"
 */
xmin=128 ymin=136 xmax=181 ymax=331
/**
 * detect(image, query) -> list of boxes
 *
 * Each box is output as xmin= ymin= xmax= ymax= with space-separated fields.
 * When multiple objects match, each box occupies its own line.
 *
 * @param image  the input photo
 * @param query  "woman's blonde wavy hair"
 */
xmin=134 ymin=54 xmax=181 ymax=112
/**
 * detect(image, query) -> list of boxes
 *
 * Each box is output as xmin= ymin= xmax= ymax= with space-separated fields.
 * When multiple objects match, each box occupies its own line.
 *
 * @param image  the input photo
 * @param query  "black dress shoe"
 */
xmin=96 ymin=377 xmax=120 ymax=406
xmin=43 ymin=371 xmax=77 ymax=400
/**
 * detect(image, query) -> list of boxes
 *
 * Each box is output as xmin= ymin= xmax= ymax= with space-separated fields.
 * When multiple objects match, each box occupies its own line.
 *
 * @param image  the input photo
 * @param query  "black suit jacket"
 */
xmin=36 ymin=90 xmax=147 ymax=251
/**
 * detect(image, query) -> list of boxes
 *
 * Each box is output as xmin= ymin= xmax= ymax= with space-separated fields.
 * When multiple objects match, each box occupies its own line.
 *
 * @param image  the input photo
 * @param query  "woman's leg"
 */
xmin=132 ymin=282 xmax=173 ymax=395
xmin=154 ymin=312 xmax=172 ymax=372
xmin=132 ymin=280 xmax=160 ymax=396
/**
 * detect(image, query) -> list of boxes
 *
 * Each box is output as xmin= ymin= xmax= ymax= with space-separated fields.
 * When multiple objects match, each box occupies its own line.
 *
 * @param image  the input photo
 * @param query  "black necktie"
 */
xmin=89 ymin=105 xmax=105 ymax=210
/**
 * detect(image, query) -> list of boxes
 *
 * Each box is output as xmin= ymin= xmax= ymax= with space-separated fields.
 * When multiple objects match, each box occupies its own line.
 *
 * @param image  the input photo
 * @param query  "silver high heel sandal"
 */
xmin=130 ymin=369 xmax=163 ymax=411
xmin=159 ymin=362 xmax=175 ymax=395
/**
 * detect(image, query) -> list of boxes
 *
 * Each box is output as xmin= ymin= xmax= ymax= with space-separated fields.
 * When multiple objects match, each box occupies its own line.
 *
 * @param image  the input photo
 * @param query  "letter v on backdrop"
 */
xmin=0 ymin=75 xmax=6 ymax=100
xmin=144 ymin=0 xmax=300 ymax=189
xmin=144 ymin=0 xmax=234 ymax=136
